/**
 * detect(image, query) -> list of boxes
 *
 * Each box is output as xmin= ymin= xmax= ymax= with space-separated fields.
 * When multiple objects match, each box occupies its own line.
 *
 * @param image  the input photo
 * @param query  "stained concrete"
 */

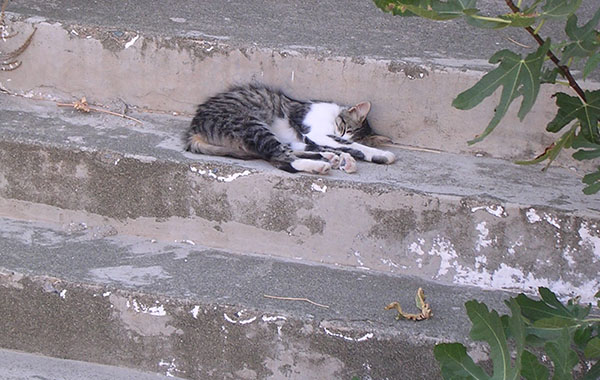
xmin=0 ymin=94 xmax=598 ymax=304
xmin=0 ymin=3 xmax=599 ymax=166
xmin=0 ymin=216 xmax=509 ymax=379
xmin=0 ymin=349 xmax=183 ymax=380
xmin=0 ymin=1 xmax=599 ymax=377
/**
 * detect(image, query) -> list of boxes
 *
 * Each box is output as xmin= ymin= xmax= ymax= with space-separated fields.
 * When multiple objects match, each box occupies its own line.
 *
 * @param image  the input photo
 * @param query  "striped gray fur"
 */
xmin=185 ymin=84 xmax=395 ymax=174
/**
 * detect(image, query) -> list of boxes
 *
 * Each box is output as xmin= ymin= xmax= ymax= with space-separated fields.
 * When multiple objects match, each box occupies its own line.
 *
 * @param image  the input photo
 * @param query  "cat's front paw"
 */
xmin=372 ymin=151 xmax=395 ymax=165
xmin=320 ymin=152 xmax=341 ymax=169
xmin=339 ymin=152 xmax=357 ymax=173
xmin=312 ymin=161 xmax=332 ymax=175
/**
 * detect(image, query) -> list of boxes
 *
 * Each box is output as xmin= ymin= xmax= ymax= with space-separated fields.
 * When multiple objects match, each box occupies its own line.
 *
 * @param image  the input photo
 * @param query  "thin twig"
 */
xmin=504 ymin=0 xmax=587 ymax=102
xmin=0 ymin=27 xmax=35 ymax=63
xmin=0 ymin=0 xmax=8 ymax=26
xmin=504 ymin=35 xmax=532 ymax=49
xmin=57 ymin=97 xmax=143 ymax=124
xmin=263 ymin=294 xmax=330 ymax=308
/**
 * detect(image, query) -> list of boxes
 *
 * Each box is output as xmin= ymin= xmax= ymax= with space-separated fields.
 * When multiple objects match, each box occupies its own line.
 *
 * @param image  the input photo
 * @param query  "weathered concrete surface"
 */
xmin=0 ymin=349 xmax=183 ymax=380
xmin=0 ymin=216 xmax=511 ymax=379
xmin=0 ymin=4 xmax=598 ymax=166
xmin=0 ymin=94 xmax=598 ymax=303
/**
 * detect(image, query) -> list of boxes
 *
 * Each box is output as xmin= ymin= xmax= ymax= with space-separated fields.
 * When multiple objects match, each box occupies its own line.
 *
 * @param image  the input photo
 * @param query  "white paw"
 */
xmin=383 ymin=151 xmax=395 ymax=164
xmin=312 ymin=161 xmax=331 ymax=174
xmin=292 ymin=159 xmax=331 ymax=175
xmin=320 ymin=152 xmax=341 ymax=169
xmin=372 ymin=151 xmax=395 ymax=164
xmin=339 ymin=152 xmax=357 ymax=173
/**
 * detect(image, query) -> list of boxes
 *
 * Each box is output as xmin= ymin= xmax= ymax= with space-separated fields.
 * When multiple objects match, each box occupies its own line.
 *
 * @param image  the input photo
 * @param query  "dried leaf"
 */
xmin=385 ymin=287 xmax=432 ymax=321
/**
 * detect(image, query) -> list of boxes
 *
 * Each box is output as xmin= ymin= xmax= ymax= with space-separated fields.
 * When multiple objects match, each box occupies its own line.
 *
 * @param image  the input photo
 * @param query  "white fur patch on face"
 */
xmin=303 ymin=103 xmax=342 ymax=136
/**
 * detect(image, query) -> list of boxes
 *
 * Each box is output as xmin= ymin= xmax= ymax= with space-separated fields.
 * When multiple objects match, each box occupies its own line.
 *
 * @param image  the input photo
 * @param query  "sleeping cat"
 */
xmin=184 ymin=84 xmax=395 ymax=174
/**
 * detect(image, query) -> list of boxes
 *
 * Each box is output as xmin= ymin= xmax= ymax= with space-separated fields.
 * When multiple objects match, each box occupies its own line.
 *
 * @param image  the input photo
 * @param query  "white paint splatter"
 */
xmin=128 ymin=299 xmax=167 ymax=316
xmin=428 ymin=236 xmax=458 ymax=277
xmin=562 ymin=246 xmax=576 ymax=266
xmin=59 ymin=289 xmax=67 ymax=299
xmin=191 ymin=305 xmax=200 ymax=319
xmin=474 ymin=255 xmax=487 ymax=269
xmin=471 ymin=205 xmax=507 ymax=218
xmin=311 ymin=183 xmax=327 ymax=193
xmin=224 ymin=312 xmax=256 ymax=325
xmin=544 ymin=214 xmax=561 ymax=229
xmin=218 ymin=170 xmax=252 ymax=182
xmin=408 ymin=240 xmax=425 ymax=256
xmin=380 ymin=258 xmax=399 ymax=269
xmin=262 ymin=315 xmax=287 ymax=322
xmin=159 ymin=359 xmax=183 ymax=377
xmin=578 ymin=222 xmax=600 ymax=260
xmin=190 ymin=166 xmax=252 ymax=182
xmin=169 ymin=17 xmax=187 ymax=23
xmin=507 ymin=237 xmax=523 ymax=255
xmin=353 ymin=251 xmax=365 ymax=267
xmin=323 ymin=327 xmax=373 ymax=342
xmin=526 ymin=208 xmax=541 ymax=223
xmin=102 ymin=291 xmax=111 ymax=297
xmin=475 ymin=222 xmax=493 ymax=252
xmin=124 ymin=34 xmax=139 ymax=49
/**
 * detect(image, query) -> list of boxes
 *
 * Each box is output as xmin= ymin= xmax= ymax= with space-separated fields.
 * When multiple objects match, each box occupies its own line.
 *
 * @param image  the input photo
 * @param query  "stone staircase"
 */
xmin=0 ymin=1 xmax=598 ymax=379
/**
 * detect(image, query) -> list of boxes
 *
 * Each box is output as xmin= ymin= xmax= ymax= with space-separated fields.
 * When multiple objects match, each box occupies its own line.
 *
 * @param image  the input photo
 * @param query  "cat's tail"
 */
xmin=357 ymin=134 xmax=393 ymax=147
xmin=185 ymin=133 xmax=259 ymax=160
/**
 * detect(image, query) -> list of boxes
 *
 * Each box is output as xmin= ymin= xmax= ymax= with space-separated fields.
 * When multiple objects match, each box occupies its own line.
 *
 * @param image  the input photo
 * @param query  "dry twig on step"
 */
xmin=1 ymin=0 xmax=18 ymax=40
xmin=57 ymin=96 xmax=143 ymax=125
xmin=263 ymin=294 xmax=329 ymax=309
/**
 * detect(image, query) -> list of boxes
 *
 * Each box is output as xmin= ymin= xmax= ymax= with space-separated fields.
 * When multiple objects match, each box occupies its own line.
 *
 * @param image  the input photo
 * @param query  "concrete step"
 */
xmin=0 ymin=348 xmax=183 ymax=380
xmin=1 ymin=1 xmax=598 ymax=166
xmin=0 ymin=215 xmax=510 ymax=379
xmin=0 ymin=93 xmax=598 ymax=304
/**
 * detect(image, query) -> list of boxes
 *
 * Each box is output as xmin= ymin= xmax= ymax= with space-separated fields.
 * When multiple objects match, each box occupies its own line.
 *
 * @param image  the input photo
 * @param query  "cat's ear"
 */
xmin=349 ymin=101 xmax=371 ymax=122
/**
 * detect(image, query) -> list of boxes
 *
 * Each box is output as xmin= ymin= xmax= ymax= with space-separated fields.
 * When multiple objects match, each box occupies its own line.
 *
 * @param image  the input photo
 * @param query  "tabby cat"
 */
xmin=184 ymin=84 xmax=395 ymax=174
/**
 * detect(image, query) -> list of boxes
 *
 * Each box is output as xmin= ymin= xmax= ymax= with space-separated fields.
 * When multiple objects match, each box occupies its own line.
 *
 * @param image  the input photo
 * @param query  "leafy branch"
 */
xmin=374 ymin=0 xmax=600 ymax=193
xmin=434 ymin=287 xmax=600 ymax=379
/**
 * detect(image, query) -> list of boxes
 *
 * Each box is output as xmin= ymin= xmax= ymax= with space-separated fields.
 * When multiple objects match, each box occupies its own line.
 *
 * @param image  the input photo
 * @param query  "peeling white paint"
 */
xmin=311 ymin=183 xmax=327 ymax=193
xmin=224 ymin=312 xmax=257 ymax=325
xmin=218 ymin=170 xmax=252 ymax=182
xmin=474 ymin=255 xmax=487 ymax=269
xmin=380 ymin=258 xmax=399 ymax=269
xmin=124 ymin=34 xmax=139 ymax=49
xmin=562 ymin=246 xmax=576 ymax=266
xmin=544 ymin=214 xmax=561 ymax=229
xmin=428 ymin=236 xmax=458 ymax=277
xmin=471 ymin=205 xmax=506 ymax=218
xmin=507 ymin=237 xmax=523 ymax=255
xmin=190 ymin=166 xmax=252 ymax=182
xmin=262 ymin=315 xmax=287 ymax=322
xmin=127 ymin=299 xmax=167 ymax=316
xmin=526 ymin=208 xmax=541 ymax=223
xmin=191 ymin=305 xmax=200 ymax=319
xmin=353 ymin=251 xmax=365 ymax=267
xmin=453 ymin=261 xmax=599 ymax=303
xmin=578 ymin=222 xmax=600 ymax=260
xmin=159 ymin=359 xmax=183 ymax=377
xmin=323 ymin=327 xmax=373 ymax=342
xmin=475 ymin=222 xmax=493 ymax=252
xmin=408 ymin=240 xmax=425 ymax=256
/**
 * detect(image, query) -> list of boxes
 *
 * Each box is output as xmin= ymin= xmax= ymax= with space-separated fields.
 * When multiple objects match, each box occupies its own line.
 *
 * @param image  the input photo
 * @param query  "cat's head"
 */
xmin=335 ymin=101 xmax=392 ymax=147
